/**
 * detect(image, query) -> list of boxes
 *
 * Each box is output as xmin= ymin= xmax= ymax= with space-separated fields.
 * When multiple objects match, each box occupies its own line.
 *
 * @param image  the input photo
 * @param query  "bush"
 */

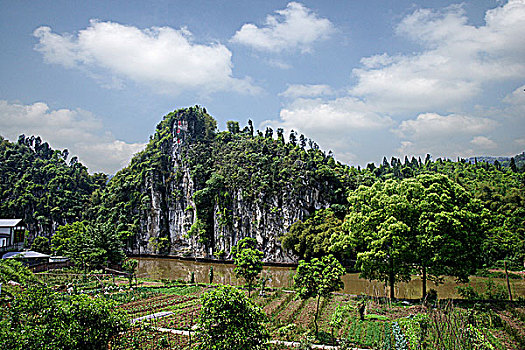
xmin=0 ymin=259 xmax=36 ymax=286
xmin=0 ymin=286 xmax=128 ymax=349
xmin=196 ymin=284 xmax=269 ymax=350
xmin=31 ymin=236 xmax=51 ymax=254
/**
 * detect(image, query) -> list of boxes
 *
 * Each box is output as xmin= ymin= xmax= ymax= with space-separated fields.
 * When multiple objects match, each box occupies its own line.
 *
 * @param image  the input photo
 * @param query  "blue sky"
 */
xmin=1 ymin=0 xmax=524 ymax=173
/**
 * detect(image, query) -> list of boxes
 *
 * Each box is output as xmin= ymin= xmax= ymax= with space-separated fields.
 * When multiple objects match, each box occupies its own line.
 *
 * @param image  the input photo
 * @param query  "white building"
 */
xmin=0 ymin=219 xmax=25 ymax=251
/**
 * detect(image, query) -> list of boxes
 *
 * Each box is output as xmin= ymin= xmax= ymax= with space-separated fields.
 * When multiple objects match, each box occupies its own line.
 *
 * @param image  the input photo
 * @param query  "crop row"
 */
xmin=110 ymin=327 xmax=189 ymax=350
xmin=156 ymin=306 xmax=202 ymax=330
xmin=120 ymin=294 xmax=198 ymax=317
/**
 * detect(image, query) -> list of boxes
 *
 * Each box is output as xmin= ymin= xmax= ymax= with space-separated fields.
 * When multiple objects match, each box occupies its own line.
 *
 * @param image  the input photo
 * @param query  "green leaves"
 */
xmin=52 ymin=221 xmax=125 ymax=270
xmin=0 ymin=286 xmax=128 ymax=350
xmin=0 ymin=136 xmax=104 ymax=235
xmin=196 ymin=285 xmax=269 ymax=350
xmin=293 ymin=254 xmax=345 ymax=337
xmin=281 ymin=209 xmax=344 ymax=260
xmin=294 ymin=254 xmax=344 ymax=301
xmin=344 ymin=174 xmax=485 ymax=299
xmin=231 ymin=237 xmax=264 ymax=295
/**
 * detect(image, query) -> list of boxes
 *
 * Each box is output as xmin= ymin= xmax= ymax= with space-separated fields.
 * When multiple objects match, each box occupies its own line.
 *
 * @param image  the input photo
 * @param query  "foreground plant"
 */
xmin=293 ymin=254 xmax=345 ymax=338
xmin=196 ymin=284 xmax=269 ymax=350
xmin=0 ymin=286 xmax=128 ymax=349
xmin=231 ymin=237 xmax=264 ymax=297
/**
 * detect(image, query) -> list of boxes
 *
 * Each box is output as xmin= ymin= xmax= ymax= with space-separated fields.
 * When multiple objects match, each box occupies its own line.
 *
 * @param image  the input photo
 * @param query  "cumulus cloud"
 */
xmin=231 ymin=2 xmax=333 ymax=53
xmin=279 ymin=84 xmax=334 ymax=99
xmin=272 ymin=1 xmax=525 ymax=165
xmin=33 ymin=20 xmax=258 ymax=94
xmin=470 ymin=136 xmax=497 ymax=149
xmin=350 ymin=0 xmax=525 ymax=113
xmin=0 ymin=100 xmax=145 ymax=173
xmin=395 ymin=112 xmax=498 ymax=157
xmin=276 ymin=97 xmax=393 ymax=132
xmin=396 ymin=113 xmax=497 ymax=139
xmin=263 ymin=97 xmax=393 ymax=164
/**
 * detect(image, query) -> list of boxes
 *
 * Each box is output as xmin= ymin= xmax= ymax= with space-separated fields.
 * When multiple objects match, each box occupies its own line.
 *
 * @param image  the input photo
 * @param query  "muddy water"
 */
xmin=136 ymin=257 xmax=525 ymax=299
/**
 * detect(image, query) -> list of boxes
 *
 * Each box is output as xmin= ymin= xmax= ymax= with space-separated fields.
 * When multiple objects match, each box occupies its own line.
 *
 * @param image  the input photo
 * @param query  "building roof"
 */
xmin=0 ymin=219 xmax=23 ymax=227
xmin=2 ymin=251 xmax=50 ymax=259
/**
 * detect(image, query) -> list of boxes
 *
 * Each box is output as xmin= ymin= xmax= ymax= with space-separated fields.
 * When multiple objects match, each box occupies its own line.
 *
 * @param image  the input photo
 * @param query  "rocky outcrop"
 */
xmin=125 ymin=107 xmax=342 ymax=263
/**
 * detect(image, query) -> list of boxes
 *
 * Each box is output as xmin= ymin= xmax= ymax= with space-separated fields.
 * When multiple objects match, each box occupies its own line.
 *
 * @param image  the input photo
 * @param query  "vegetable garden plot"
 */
xmin=293 ymin=298 xmax=318 ymax=329
xmin=254 ymin=290 xmax=281 ymax=309
xmin=156 ymin=305 xmax=201 ymax=330
xmin=104 ymin=284 xmax=525 ymax=349
xmin=111 ymin=327 xmax=189 ymax=350
xmin=275 ymin=298 xmax=306 ymax=324
xmin=264 ymin=292 xmax=294 ymax=317
xmin=120 ymin=294 xmax=198 ymax=318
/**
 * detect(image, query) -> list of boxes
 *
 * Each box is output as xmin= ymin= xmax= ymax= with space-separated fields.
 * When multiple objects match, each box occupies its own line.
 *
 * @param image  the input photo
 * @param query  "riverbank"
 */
xmin=134 ymin=256 xmax=525 ymax=300
xmin=129 ymin=253 xmax=299 ymax=267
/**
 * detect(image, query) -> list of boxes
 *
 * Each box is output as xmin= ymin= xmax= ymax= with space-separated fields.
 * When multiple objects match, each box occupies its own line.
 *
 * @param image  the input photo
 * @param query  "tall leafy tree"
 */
xmin=344 ymin=180 xmax=416 ymax=299
xmin=293 ymin=254 xmax=345 ymax=337
xmin=231 ymin=237 xmax=263 ymax=297
xmin=413 ymin=174 xmax=484 ymax=298
xmin=344 ymin=174 xmax=485 ymax=299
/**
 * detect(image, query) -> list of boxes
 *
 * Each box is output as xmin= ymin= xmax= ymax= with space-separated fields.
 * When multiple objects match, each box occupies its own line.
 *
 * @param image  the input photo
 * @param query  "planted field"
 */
xmin=120 ymin=294 xmax=198 ymax=318
xmin=101 ymin=284 xmax=525 ymax=349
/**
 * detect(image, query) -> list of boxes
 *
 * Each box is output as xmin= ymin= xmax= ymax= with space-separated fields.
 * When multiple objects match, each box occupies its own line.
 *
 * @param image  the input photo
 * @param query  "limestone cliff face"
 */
xmin=125 ymin=107 xmax=346 ymax=263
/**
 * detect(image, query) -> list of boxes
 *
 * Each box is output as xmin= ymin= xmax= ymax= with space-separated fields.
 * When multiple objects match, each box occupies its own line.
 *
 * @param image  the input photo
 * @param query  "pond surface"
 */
xmin=136 ymin=257 xmax=525 ymax=299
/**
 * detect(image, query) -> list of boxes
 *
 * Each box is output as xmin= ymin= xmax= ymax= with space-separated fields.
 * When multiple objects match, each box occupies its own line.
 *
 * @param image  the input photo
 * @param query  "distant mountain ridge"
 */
xmin=467 ymin=152 xmax=525 ymax=168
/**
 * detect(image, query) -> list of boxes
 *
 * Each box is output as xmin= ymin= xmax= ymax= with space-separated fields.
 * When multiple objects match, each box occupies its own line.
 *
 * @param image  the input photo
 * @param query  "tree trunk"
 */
xmin=389 ymin=258 xmax=395 ymax=300
xmin=504 ymin=261 xmax=513 ymax=301
xmin=422 ymin=265 xmax=427 ymax=300
xmin=315 ymin=295 xmax=321 ymax=338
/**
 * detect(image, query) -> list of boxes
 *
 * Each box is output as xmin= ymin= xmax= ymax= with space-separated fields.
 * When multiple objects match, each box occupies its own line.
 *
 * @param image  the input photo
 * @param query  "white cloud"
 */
xmin=266 ymin=59 xmax=292 ymax=69
xmin=350 ymin=0 xmax=525 ymax=113
xmin=0 ymin=100 xmax=145 ymax=173
xmin=515 ymin=138 xmax=525 ymax=147
xmin=276 ymin=97 xmax=393 ymax=132
xmin=263 ymin=97 xmax=393 ymax=164
xmin=231 ymin=2 xmax=333 ymax=53
xmin=273 ymin=2 xmax=525 ymax=165
xmin=503 ymin=84 xmax=525 ymax=107
xmin=279 ymin=84 xmax=334 ymax=99
xmin=470 ymin=136 xmax=497 ymax=149
xmin=396 ymin=113 xmax=497 ymax=139
xmin=395 ymin=112 xmax=498 ymax=157
xmin=33 ymin=20 xmax=258 ymax=95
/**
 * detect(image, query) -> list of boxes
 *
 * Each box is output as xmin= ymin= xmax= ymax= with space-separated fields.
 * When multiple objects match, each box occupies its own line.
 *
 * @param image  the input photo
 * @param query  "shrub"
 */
xmin=196 ymin=284 xmax=269 ymax=350
xmin=0 ymin=286 xmax=128 ymax=349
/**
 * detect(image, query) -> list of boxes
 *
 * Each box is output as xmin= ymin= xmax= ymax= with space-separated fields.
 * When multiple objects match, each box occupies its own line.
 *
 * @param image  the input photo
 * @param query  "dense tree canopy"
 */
xmin=0 ymin=135 xmax=105 ymax=236
xmin=340 ymin=174 xmax=485 ymax=299
xmin=0 ymin=286 xmax=128 ymax=350
xmin=51 ymin=221 xmax=125 ymax=270
xmin=281 ymin=208 xmax=344 ymax=261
